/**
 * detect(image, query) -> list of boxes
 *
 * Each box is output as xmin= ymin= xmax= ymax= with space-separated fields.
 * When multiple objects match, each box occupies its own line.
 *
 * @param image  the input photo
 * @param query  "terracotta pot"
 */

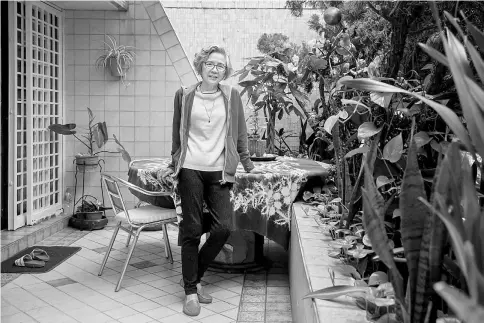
xmin=75 ymin=155 xmax=99 ymax=172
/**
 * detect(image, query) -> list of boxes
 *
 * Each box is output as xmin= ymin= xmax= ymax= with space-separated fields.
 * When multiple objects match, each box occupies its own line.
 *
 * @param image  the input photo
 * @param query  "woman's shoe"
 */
xmin=179 ymin=279 xmax=213 ymax=304
xmin=183 ymin=294 xmax=201 ymax=316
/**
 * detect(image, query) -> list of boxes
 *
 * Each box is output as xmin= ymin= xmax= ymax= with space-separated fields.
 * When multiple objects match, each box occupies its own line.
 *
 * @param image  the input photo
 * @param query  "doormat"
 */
xmin=1 ymin=246 xmax=81 ymax=274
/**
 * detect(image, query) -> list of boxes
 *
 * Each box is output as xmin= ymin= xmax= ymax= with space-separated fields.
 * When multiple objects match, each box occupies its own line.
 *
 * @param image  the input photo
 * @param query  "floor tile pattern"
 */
xmin=1 ymin=220 xmax=292 ymax=322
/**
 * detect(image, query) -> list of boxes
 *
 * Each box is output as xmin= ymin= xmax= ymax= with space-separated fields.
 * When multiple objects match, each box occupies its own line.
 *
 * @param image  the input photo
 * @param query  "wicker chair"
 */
xmin=99 ymin=173 xmax=177 ymax=292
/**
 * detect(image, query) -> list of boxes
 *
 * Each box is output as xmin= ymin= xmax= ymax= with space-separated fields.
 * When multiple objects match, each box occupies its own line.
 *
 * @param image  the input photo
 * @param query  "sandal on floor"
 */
xmin=30 ymin=249 xmax=50 ymax=262
xmin=14 ymin=254 xmax=45 ymax=268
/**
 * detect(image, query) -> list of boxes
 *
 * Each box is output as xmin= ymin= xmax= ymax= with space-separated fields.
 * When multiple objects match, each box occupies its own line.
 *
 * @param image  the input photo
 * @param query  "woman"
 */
xmin=161 ymin=45 xmax=260 ymax=316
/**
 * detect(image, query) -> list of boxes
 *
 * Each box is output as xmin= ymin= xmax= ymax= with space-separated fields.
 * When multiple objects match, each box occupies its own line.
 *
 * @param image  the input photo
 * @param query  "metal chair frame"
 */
xmin=99 ymin=173 xmax=177 ymax=292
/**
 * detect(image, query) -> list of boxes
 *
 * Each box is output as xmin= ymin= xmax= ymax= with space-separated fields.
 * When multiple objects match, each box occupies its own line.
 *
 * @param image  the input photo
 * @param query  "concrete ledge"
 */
xmin=1 ymin=214 xmax=70 ymax=261
xmin=289 ymin=202 xmax=366 ymax=323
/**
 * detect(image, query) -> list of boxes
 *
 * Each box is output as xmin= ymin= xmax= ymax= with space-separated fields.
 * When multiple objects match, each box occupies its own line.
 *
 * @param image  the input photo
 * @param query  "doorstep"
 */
xmin=289 ymin=202 xmax=366 ymax=323
xmin=1 ymin=213 xmax=71 ymax=261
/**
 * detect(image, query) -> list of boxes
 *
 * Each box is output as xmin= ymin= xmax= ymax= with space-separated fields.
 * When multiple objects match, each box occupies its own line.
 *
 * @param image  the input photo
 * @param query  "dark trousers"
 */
xmin=178 ymin=168 xmax=232 ymax=295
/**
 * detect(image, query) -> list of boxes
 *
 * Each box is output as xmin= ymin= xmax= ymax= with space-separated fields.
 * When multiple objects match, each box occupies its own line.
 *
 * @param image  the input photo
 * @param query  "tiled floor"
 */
xmin=1 ymin=221 xmax=292 ymax=323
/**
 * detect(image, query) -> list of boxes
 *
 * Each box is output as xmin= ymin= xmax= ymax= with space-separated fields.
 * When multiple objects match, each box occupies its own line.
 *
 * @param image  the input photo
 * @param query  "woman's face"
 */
xmin=201 ymin=52 xmax=227 ymax=86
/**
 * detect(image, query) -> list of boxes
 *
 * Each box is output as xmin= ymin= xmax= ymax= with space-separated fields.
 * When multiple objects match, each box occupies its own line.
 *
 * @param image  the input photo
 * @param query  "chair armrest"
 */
xmin=102 ymin=173 xmax=173 ymax=197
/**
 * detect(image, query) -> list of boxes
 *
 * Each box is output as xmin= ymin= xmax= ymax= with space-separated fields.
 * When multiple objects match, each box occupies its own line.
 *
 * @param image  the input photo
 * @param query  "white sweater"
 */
xmin=182 ymin=90 xmax=227 ymax=171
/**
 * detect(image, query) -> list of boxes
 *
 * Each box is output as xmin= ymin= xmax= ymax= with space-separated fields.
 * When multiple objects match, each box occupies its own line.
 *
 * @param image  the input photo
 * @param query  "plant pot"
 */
xmin=76 ymin=211 xmax=104 ymax=220
xmin=69 ymin=213 xmax=108 ymax=231
xmin=108 ymin=57 xmax=128 ymax=77
xmin=75 ymin=155 xmax=99 ymax=172
xmin=248 ymin=138 xmax=265 ymax=157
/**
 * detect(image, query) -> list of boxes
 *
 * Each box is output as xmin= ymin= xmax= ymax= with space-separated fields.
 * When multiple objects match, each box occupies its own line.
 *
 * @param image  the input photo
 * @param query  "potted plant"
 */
xmin=68 ymin=195 xmax=109 ymax=230
xmin=48 ymin=107 xmax=131 ymax=172
xmin=246 ymin=106 xmax=266 ymax=157
xmin=95 ymin=35 xmax=135 ymax=85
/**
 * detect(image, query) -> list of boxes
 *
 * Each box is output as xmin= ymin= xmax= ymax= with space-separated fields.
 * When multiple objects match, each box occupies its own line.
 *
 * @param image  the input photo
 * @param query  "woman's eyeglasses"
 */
xmin=204 ymin=62 xmax=226 ymax=72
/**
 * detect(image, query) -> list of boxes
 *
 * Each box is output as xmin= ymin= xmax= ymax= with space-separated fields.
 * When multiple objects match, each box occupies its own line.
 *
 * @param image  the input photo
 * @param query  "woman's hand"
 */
xmin=160 ymin=168 xmax=175 ymax=187
xmin=248 ymin=166 xmax=264 ymax=174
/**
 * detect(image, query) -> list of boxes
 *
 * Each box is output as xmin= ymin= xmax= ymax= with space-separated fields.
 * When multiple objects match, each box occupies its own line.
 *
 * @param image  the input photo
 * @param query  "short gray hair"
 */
xmin=193 ymin=45 xmax=233 ymax=79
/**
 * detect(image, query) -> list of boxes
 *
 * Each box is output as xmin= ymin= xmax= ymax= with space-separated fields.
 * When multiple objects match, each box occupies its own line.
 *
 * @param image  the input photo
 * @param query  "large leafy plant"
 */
xmin=339 ymin=9 xmax=484 ymax=323
xmin=48 ymin=107 xmax=131 ymax=163
xmin=233 ymin=53 xmax=309 ymax=154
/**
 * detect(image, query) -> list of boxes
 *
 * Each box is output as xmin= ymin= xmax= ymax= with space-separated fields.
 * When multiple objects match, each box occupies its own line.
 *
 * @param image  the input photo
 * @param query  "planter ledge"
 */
xmin=289 ymin=202 xmax=366 ymax=323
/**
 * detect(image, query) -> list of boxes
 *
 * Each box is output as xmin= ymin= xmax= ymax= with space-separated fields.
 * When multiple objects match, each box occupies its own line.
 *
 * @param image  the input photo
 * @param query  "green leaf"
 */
xmin=400 ymin=140 xmax=430 ymax=321
xmin=341 ymin=78 xmax=473 ymax=156
xmin=324 ymin=115 xmax=339 ymax=134
xmin=117 ymin=147 xmax=132 ymax=164
xmin=414 ymin=131 xmax=431 ymax=148
xmin=345 ymin=146 xmax=369 ymax=159
xmin=465 ymin=16 xmax=484 ymax=51
xmin=341 ymin=99 xmax=371 ymax=113
xmin=48 ymin=124 xmax=77 ymax=135
xmin=370 ymin=92 xmax=393 ymax=108
xmin=277 ymin=108 xmax=284 ymax=120
xmin=239 ymin=69 xmax=250 ymax=81
xmin=376 ymin=176 xmax=393 ymax=189
xmin=465 ymin=38 xmax=484 ymax=83
xmin=303 ymin=286 xmax=369 ymax=300
xmin=418 ymin=43 xmax=449 ymax=67
xmin=358 ymin=122 xmax=382 ymax=139
xmin=383 ymin=134 xmax=403 ymax=163
xmin=434 ymin=282 xmax=484 ymax=323
xmin=309 ymin=56 xmax=327 ymax=70
xmin=239 ymin=80 xmax=258 ymax=87
xmin=87 ymin=107 xmax=94 ymax=121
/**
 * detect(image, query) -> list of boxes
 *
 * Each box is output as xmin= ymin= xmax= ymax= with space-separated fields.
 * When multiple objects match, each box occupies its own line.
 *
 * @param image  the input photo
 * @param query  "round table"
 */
xmin=127 ymin=156 xmax=332 ymax=271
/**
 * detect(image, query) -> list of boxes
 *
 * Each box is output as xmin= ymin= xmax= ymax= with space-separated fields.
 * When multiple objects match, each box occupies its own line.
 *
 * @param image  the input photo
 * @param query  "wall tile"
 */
xmin=134 ymin=3 xmax=150 ymax=20
xmin=105 ymin=96 xmax=120 ymax=111
xmin=165 ymin=66 xmax=178 ymax=81
xmin=173 ymin=58 xmax=192 ymax=76
xmin=151 ymin=35 xmax=165 ymax=50
xmin=74 ymin=19 xmax=90 ymax=35
xmin=74 ymin=65 xmax=90 ymax=81
xmin=135 ymin=19 xmax=151 ymax=35
xmin=65 ymin=18 xmax=74 ymax=35
xmin=105 ymin=19 xmax=120 ymax=35
xmin=119 ymin=35 xmax=135 ymax=47
xmin=153 ymin=17 xmax=172 ymax=35
xmin=120 ymin=127 xmax=135 ymax=142
xmin=164 ymin=111 xmax=174 ymax=127
xmin=135 ymin=127 xmax=150 ymax=141
xmin=135 ymin=142 xmax=151 ymax=157
xmin=120 ymin=97 xmax=135 ymax=111
xmin=166 ymin=44 xmax=185 ymax=63
xmin=119 ymin=19 xmax=135 ymax=35
xmin=105 ymin=11 xmax=121 ymax=19
xmin=89 ymin=65 xmax=104 ymax=81
xmin=149 ymin=127 xmax=164 ymax=142
xmin=150 ymin=97 xmax=166 ymax=112
xmin=134 ymin=96 xmax=150 ymax=111
xmin=149 ymin=112 xmax=166 ymax=127
xmin=120 ymin=112 xmax=135 ymax=126
xmin=66 ymin=66 xmax=75 ymax=81
xmin=135 ymin=66 xmax=151 ymax=81
xmin=135 ymin=81 xmax=150 ymax=96
xmin=90 ymin=34 xmax=105 ymax=50
xmin=74 ymin=34 xmax=90 ymax=50
xmin=180 ymin=73 xmax=199 ymax=86
xmin=159 ymin=31 xmax=178 ymax=49
xmin=74 ymin=50 xmax=90 ymax=65
xmin=74 ymin=96 xmax=90 ymax=110
xmin=150 ymin=66 xmax=166 ymax=80
xmin=65 ymin=35 xmax=74 ymax=50
xmin=89 ymin=81 xmax=105 ymax=96
xmin=150 ymin=81 xmax=165 ymax=97
xmin=149 ymin=142 xmax=164 ymax=156
xmin=90 ymin=96 xmax=105 ymax=110
xmin=165 ymin=81 xmax=181 ymax=95
xmin=74 ymin=81 xmax=90 ymax=96
xmin=135 ymin=51 xmax=151 ymax=66
xmin=146 ymin=4 xmax=167 ymax=21
xmin=105 ymin=112 xmax=120 ymax=127
xmin=105 ymin=81 xmax=120 ymax=96
xmin=151 ymin=51 xmax=166 ymax=65
xmin=90 ymin=19 xmax=105 ymax=35
xmin=135 ymin=36 xmax=151 ymax=50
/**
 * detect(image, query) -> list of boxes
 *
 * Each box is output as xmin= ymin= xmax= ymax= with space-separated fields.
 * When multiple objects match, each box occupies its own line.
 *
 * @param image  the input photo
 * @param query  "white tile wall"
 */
xmin=64 ymin=2 xmax=197 ymax=207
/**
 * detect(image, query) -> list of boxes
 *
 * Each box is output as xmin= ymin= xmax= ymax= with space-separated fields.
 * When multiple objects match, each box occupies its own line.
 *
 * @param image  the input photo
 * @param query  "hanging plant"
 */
xmin=95 ymin=35 xmax=136 ymax=87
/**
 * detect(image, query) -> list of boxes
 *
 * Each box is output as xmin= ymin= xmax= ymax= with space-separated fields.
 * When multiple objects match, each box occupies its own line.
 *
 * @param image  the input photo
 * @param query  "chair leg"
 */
xmin=115 ymin=228 xmax=141 ymax=292
xmin=125 ymin=225 xmax=132 ymax=247
xmin=99 ymin=221 xmax=121 ymax=276
xmin=162 ymin=223 xmax=173 ymax=264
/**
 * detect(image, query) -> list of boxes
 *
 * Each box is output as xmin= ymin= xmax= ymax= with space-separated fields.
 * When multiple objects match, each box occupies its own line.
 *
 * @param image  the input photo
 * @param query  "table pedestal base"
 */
xmin=207 ymin=231 xmax=266 ymax=273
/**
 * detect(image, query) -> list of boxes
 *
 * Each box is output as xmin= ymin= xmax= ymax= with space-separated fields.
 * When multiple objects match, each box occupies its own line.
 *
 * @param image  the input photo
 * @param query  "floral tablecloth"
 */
xmin=127 ymin=157 xmax=332 ymax=249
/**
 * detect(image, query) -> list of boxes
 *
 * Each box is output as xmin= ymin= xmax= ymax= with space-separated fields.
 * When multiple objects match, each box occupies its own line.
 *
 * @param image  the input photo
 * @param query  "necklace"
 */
xmin=198 ymin=85 xmax=219 ymax=94
xmin=201 ymin=96 xmax=216 ymax=123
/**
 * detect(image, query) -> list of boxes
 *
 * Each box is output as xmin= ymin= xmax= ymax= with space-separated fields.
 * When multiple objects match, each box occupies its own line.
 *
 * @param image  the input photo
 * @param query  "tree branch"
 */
xmin=367 ymin=2 xmax=392 ymax=22
xmin=388 ymin=1 xmax=401 ymax=17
